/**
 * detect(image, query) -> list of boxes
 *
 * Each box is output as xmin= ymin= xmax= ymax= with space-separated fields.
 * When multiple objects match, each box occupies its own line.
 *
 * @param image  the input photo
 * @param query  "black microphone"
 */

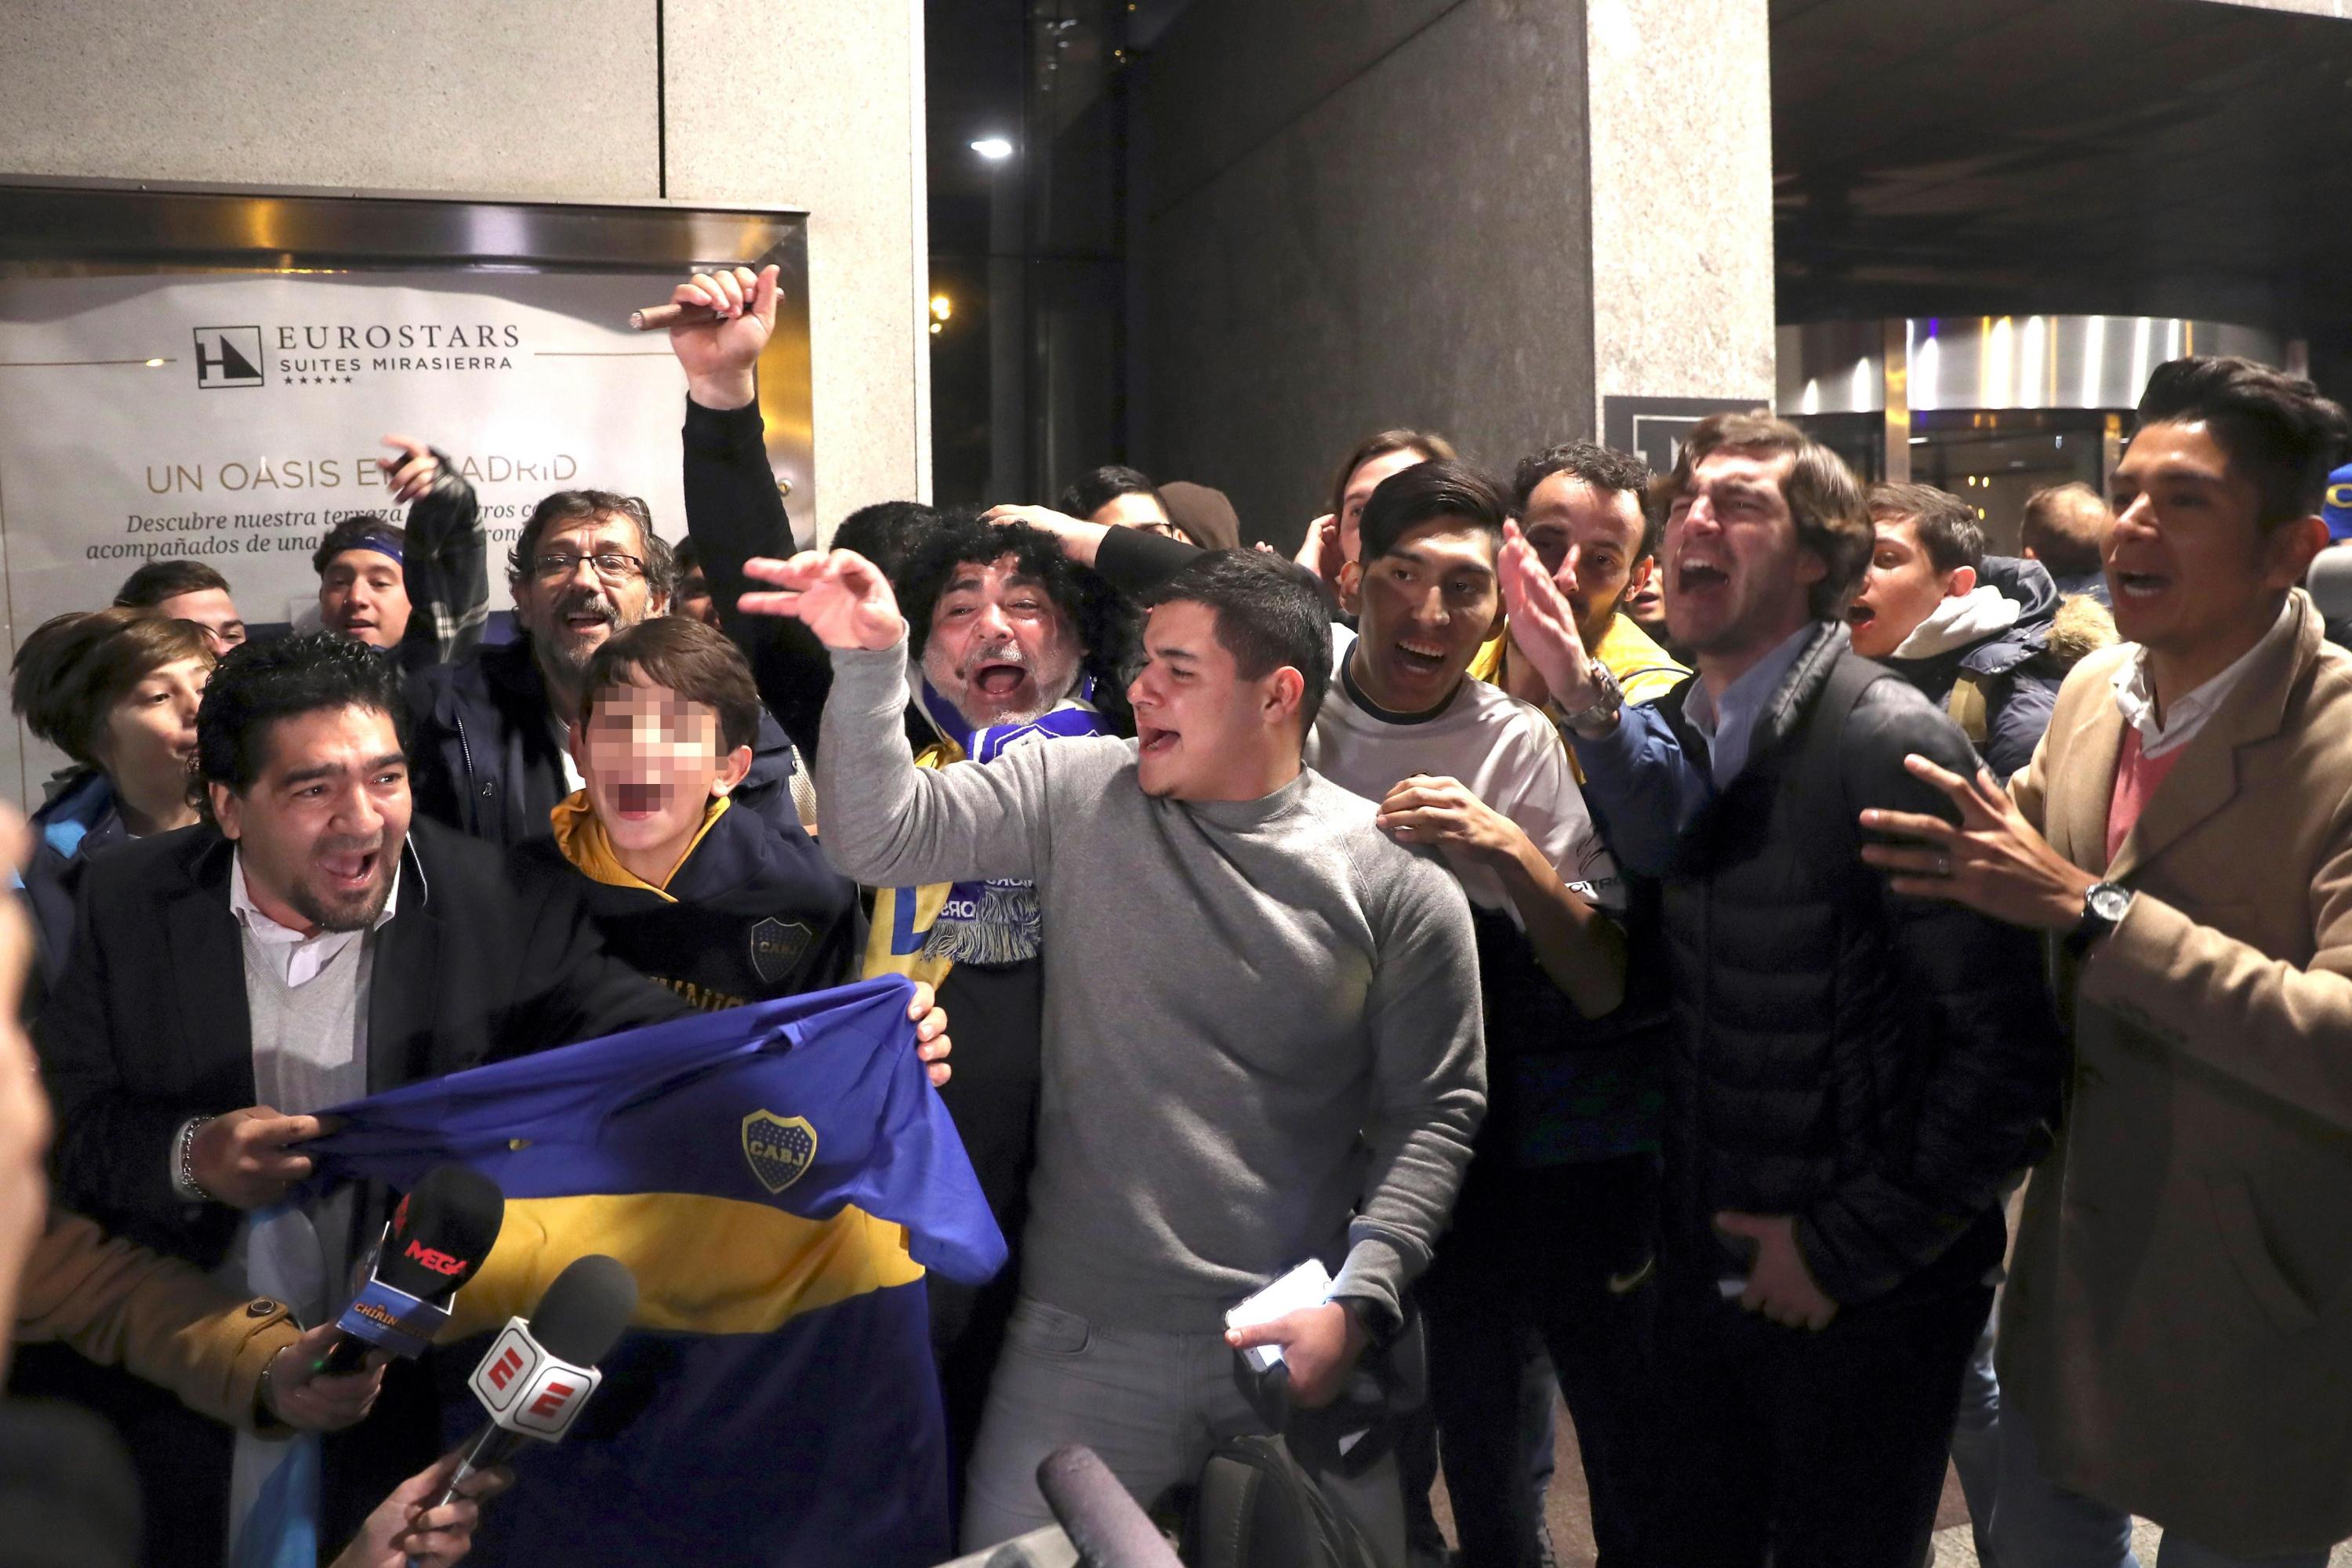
xmin=432 ymin=1253 xmax=638 ymax=1508
xmin=318 ymin=1163 xmax=506 ymax=1374
xmin=1036 ymin=1445 xmax=1182 ymax=1568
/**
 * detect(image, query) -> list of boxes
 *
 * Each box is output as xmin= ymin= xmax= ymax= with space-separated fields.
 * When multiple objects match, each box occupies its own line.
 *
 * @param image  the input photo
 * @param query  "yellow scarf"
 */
xmin=550 ymin=790 xmax=732 ymax=902
xmin=861 ymin=741 xmax=960 ymax=988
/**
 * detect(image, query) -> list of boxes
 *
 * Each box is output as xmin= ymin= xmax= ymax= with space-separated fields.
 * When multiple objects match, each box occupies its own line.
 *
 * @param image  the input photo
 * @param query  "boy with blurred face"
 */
xmin=1307 ymin=459 xmax=1654 ymax=1565
xmin=1499 ymin=414 xmax=2066 ymax=1568
xmin=1863 ymin=358 xmax=2352 ymax=1568
xmin=408 ymin=477 xmax=808 ymax=849
xmin=527 ymin=615 xmax=861 ymax=1011
xmin=745 ymin=543 xmax=1483 ymax=1564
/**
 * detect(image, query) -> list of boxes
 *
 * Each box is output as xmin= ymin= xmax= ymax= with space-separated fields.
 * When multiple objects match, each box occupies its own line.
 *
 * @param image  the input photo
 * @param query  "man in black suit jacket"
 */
xmin=32 ymin=633 xmax=688 ymax=1563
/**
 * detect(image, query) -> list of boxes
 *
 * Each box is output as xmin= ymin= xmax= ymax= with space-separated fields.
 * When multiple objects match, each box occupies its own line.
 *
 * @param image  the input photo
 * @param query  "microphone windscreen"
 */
xmin=1036 ymin=1445 xmax=1181 ymax=1568
xmin=375 ymin=1163 xmax=506 ymax=1302
xmin=529 ymin=1254 xmax=637 ymax=1367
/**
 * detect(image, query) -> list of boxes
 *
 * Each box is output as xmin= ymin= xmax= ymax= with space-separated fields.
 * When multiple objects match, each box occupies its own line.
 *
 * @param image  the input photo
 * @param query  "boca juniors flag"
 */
xmin=303 ymin=976 xmax=1006 ymax=1568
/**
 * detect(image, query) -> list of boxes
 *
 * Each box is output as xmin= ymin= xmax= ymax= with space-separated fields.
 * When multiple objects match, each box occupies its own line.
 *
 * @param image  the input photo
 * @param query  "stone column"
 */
xmin=1128 ymin=0 xmax=1776 ymax=543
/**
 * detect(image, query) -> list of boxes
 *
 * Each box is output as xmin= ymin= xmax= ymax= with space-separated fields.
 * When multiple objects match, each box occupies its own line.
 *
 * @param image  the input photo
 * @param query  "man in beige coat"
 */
xmin=1864 ymin=354 xmax=2352 ymax=1566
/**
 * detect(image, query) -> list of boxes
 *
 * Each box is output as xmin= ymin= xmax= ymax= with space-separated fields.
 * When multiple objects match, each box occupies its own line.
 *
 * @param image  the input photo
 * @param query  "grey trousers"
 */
xmin=959 ymin=1296 xmax=1406 ymax=1567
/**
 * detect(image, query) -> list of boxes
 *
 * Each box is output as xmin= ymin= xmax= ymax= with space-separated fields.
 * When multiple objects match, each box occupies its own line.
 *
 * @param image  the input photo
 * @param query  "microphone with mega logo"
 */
xmin=318 ymin=1163 xmax=506 ymax=1374
xmin=431 ymin=1252 xmax=638 ymax=1508
xmin=1036 ymin=1445 xmax=1183 ymax=1568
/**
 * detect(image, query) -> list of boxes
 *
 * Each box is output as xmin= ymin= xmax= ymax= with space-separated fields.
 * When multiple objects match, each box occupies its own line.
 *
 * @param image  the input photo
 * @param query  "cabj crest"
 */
xmin=741 ymin=1110 xmax=818 ymax=1196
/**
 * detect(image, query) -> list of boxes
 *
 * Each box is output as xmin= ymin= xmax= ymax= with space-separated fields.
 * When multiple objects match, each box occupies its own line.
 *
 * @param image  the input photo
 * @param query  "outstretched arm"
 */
xmin=383 ymin=436 xmax=488 ymax=673
xmin=742 ymin=551 xmax=1059 ymax=891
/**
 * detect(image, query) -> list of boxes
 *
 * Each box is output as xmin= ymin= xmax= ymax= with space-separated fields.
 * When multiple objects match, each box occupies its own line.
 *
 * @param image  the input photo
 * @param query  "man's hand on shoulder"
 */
xmin=738 ymin=550 xmax=907 ymax=652
xmin=1858 ymin=752 xmax=2096 ymax=932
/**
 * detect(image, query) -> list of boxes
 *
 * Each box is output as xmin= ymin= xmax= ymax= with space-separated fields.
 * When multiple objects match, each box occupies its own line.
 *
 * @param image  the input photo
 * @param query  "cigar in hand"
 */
xmin=628 ymin=302 xmax=726 ymax=332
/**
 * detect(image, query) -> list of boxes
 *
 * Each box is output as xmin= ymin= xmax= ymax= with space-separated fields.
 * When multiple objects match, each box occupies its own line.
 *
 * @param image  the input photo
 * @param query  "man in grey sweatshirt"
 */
xmin=742 ymin=544 xmax=1483 ymax=1562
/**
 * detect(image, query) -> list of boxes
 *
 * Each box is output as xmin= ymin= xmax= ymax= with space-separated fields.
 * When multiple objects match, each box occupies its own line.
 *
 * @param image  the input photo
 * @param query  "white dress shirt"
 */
xmin=2110 ymin=597 xmax=2296 ymax=760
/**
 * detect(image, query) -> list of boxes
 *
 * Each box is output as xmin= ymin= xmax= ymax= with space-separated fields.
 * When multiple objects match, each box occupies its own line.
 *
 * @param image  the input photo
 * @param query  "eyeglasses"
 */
xmin=532 ymin=550 xmax=648 ymax=583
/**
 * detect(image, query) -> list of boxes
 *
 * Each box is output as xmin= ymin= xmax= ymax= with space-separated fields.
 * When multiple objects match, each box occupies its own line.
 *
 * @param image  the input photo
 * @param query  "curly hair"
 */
xmin=894 ymin=508 xmax=1136 ymax=699
xmin=196 ymin=632 xmax=410 ymax=793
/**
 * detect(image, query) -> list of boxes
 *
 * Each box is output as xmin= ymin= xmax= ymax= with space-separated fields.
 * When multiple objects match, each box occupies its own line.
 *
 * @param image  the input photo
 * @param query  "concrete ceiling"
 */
xmin=1772 ymin=0 xmax=2352 ymax=338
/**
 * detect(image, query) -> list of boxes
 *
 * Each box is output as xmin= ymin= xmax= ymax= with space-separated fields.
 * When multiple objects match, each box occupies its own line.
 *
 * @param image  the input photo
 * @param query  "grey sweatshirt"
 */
xmin=818 ymin=641 xmax=1486 ymax=1332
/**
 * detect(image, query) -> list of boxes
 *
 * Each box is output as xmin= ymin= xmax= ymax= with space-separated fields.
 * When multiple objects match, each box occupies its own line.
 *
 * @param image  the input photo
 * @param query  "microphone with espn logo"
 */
xmin=434 ymin=1252 xmax=639 ymax=1508
xmin=318 ymin=1163 xmax=506 ymax=1374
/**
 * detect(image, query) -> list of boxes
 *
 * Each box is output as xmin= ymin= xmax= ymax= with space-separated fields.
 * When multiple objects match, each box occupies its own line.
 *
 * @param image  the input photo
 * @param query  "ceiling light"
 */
xmin=971 ymin=137 xmax=1014 ymax=161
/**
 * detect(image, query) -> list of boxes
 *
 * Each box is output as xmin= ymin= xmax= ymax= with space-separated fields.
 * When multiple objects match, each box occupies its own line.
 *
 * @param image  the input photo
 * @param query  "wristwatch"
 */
xmin=1554 ymin=659 xmax=1624 ymax=736
xmin=2066 ymin=881 xmax=2135 ymax=958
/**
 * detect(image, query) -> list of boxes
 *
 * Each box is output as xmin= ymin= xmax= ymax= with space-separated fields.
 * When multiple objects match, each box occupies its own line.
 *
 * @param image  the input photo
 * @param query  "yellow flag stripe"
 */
xmin=443 ymin=1192 xmax=925 ymax=1340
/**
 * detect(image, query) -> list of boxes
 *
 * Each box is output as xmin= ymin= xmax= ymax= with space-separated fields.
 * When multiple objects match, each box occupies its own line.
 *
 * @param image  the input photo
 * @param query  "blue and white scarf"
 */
xmin=911 ymin=672 xmax=1112 ymax=967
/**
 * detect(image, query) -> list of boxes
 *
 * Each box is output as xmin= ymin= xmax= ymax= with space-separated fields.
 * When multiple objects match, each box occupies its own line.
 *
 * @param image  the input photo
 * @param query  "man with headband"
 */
xmin=314 ymin=434 xmax=490 ymax=675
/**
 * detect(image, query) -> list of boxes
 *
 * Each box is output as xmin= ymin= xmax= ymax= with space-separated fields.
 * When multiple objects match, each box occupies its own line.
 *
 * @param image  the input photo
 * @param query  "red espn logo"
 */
xmin=529 ymin=1381 xmax=580 ymax=1421
xmin=485 ymin=1344 xmax=526 ymax=1393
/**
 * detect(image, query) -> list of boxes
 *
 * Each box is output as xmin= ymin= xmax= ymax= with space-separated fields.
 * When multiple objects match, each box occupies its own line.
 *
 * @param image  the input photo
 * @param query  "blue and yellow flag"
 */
xmin=305 ymin=975 xmax=1006 ymax=1568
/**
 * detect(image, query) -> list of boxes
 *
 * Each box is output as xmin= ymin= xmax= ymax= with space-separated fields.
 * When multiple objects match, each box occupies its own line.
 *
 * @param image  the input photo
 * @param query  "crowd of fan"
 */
xmin=3 ymin=258 xmax=2350 ymax=1568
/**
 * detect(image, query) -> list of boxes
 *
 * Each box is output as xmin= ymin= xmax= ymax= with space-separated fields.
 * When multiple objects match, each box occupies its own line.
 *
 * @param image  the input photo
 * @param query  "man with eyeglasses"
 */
xmin=405 ymin=487 xmax=803 ymax=847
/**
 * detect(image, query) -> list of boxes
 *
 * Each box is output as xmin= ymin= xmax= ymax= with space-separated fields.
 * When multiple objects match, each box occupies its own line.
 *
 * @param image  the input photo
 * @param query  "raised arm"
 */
xmin=984 ymin=503 xmax=1204 ymax=599
xmin=1497 ymin=522 xmax=1708 ymax=869
xmin=671 ymin=264 xmax=834 ymax=757
xmin=742 ymin=550 xmax=1058 ymax=890
xmin=380 ymin=436 xmax=488 ymax=673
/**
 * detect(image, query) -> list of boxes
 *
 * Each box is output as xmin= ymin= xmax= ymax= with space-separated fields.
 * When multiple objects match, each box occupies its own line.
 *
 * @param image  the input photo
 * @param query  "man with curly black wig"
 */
xmin=867 ymin=507 xmax=1132 ymax=1489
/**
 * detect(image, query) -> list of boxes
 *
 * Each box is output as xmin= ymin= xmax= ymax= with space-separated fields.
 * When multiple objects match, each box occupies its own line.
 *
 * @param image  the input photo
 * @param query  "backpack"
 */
xmin=1186 ymin=1435 xmax=1380 ymax=1568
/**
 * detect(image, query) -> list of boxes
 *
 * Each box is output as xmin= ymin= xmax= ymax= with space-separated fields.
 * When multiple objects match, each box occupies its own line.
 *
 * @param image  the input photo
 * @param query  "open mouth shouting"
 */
xmin=970 ymin=659 xmax=1029 ymax=700
xmin=1675 ymin=554 xmax=1730 ymax=596
xmin=1138 ymin=723 xmax=1180 ymax=758
xmin=2111 ymin=566 xmax=2171 ymax=602
xmin=1392 ymin=637 xmax=1449 ymax=679
xmin=555 ymin=592 xmax=619 ymax=642
xmin=1845 ymin=599 xmax=1878 ymax=635
xmin=316 ymin=839 xmax=383 ymax=898
xmin=613 ymin=781 xmax=666 ymax=819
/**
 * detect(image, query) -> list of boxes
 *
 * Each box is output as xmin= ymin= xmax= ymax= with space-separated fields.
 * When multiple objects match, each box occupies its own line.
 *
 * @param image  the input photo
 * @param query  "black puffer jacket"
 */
xmin=1652 ymin=626 xmax=2065 ymax=1306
